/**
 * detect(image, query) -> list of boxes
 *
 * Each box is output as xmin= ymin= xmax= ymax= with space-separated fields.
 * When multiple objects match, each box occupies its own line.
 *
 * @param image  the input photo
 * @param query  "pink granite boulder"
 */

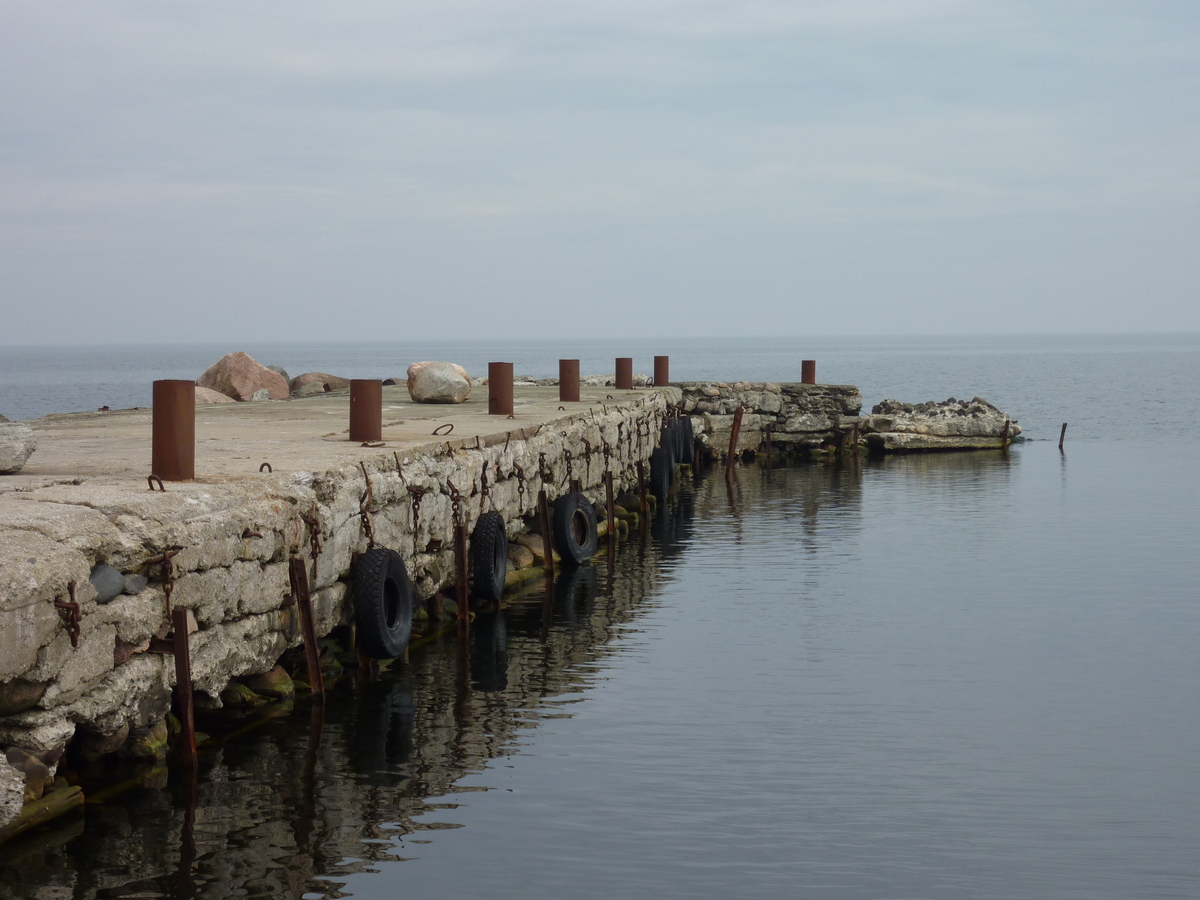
xmin=195 ymin=386 xmax=236 ymax=405
xmin=289 ymin=372 xmax=352 ymax=397
xmin=197 ymin=352 xmax=289 ymax=401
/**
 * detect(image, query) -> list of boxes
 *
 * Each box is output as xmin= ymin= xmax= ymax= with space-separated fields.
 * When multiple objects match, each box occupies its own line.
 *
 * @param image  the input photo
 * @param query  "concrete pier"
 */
xmin=0 ymin=382 xmax=678 ymax=828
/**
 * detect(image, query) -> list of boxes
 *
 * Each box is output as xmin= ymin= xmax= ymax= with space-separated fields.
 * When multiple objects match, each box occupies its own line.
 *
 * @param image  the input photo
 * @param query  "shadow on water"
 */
xmin=0 ymin=452 xmax=1018 ymax=899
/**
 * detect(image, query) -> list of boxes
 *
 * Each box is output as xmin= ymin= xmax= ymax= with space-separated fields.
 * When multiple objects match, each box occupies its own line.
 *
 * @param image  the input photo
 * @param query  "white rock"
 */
xmin=0 ymin=422 xmax=36 ymax=474
xmin=406 ymin=361 xmax=472 ymax=404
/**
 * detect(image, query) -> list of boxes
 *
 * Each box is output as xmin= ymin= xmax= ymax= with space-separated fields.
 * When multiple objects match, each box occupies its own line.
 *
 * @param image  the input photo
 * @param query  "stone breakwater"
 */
xmin=0 ymin=388 xmax=679 ymax=832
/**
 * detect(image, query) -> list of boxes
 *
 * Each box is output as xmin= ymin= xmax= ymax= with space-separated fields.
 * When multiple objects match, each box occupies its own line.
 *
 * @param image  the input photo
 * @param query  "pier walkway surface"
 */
xmin=12 ymin=383 xmax=651 ymax=482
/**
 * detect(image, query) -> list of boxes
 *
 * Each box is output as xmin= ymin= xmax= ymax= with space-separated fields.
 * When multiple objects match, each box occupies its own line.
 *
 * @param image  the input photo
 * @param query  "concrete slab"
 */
xmin=11 ymin=384 xmax=659 ymax=483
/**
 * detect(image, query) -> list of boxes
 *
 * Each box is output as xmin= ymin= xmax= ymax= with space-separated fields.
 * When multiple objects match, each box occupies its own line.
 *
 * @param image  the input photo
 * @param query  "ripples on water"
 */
xmin=3 ymin=443 xmax=1197 ymax=899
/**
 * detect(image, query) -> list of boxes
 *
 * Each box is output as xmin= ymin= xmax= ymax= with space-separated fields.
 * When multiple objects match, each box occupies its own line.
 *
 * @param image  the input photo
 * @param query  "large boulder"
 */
xmin=863 ymin=397 xmax=1021 ymax=452
xmin=195 ymin=386 xmax=236 ymax=405
xmin=0 ymin=422 xmax=36 ymax=474
xmin=197 ymin=352 xmax=289 ymax=401
xmin=289 ymin=372 xmax=351 ymax=397
xmin=407 ymin=361 xmax=472 ymax=404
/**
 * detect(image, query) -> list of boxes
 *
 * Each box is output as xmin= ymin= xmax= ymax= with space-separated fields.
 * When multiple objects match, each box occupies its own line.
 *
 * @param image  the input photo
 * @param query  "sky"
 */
xmin=1 ymin=0 xmax=1198 ymax=345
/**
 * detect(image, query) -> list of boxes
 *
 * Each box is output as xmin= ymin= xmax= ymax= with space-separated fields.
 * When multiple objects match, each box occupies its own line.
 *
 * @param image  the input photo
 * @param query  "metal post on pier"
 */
xmin=349 ymin=379 xmax=382 ymax=443
xmin=615 ymin=358 xmax=634 ymax=391
xmin=654 ymin=356 xmax=669 ymax=387
xmin=489 ymin=362 xmax=514 ymax=416
xmin=152 ymin=380 xmax=195 ymax=481
xmin=559 ymin=359 xmax=580 ymax=403
xmin=801 ymin=360 xmax=817 ymax=385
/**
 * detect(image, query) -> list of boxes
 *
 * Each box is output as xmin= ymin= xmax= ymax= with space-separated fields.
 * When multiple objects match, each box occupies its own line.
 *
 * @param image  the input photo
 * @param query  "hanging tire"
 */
xmin=471 ymin=510 xmax=507 ymax=602
xmin=678 ymin=416 xmax=695 ymax=465
xmin=553 ymin=492 xmax=598 ymax=564
xmin=354 ymin=548 xmax=413 ymax=659
xmin=649 ymin=445 xmax=673 ymax=500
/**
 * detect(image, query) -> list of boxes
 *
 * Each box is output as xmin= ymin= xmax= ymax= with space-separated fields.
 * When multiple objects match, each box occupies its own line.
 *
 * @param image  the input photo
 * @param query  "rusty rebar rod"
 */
xmin=172 ymin=607 xmax=196 ymax=772
xmin=726 ymin=404 xmax=744 ymax=480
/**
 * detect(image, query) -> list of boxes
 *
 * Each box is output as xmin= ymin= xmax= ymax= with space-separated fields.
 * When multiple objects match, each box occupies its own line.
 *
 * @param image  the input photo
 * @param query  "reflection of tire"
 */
xmin=472 ymin=611 xmax=508 ymax=691
xmin=353 ymin=679 xmax=416 ymax=785
xmin=649 ymin=446 xmax=673 ymax=500
xmin=678 ymin=416 xmax=695 ymax=465
xmin=554 ymin=565 xmax=598 ymax=621
xmin=354 ymin=548 xmax=413 ymax=659
xmin=471 ymin=511 xmax=507 ymax=602
xmin=553 ymin=492 xmax=598 ymax=564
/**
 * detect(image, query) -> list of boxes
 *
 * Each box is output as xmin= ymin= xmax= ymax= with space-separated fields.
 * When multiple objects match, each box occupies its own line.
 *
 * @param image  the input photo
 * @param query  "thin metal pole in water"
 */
xmin=172 ymin=607 xmax=196 ymax=772
xmin=1059 ymin=422 xmax=1068 ymax=450
xmin=726 ymin=404 xmax=745 ymax=480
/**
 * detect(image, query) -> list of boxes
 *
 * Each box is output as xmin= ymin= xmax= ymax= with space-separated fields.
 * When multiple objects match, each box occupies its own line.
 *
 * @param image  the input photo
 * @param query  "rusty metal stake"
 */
xmin=152 ymin=380 xmax=195 ymax=482
xmin=654 ymin=355 xmax=669 ymax=388
xmin=636 ymin=460 xmax=649 ymax=514
xmin=448 ymin=479 xmax=470 ymax=622
xmin=726 ymin=404 xmax=744 ymax=480
xmin=765 ymin=422 xmax=773 ymax=459
xmin=1059 ymin=422 xmax=1068 ymax=450
xmin=172 ymin=607 xmax=197 ymax=772
xmin=604 ymin=471 xmax=616 ymax=545
xmin=615 ymin=358 xmax=633 ymax=391
xmin=801 ymin=360 xmax=816 ymax=385
xmin=560 ymin=359 xmax=580 ymax=403
xmin=289 ymin=556 xmax=324 ymax=696
xmin=538 ymin=489 xmax=556 ymax=584
xmin=1001 ymin=418 xmax=1011 ymax=448
xmin=489 ymin=362 xmax=514 ymax=416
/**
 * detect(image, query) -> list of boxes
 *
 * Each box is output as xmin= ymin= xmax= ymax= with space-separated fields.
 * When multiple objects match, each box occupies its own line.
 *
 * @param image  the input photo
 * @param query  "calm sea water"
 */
xmin=1 ymin=335 xmax=1198 ymax=899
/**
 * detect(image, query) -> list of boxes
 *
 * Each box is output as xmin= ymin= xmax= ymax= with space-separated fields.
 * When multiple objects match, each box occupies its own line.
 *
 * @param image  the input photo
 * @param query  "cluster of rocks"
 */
xmin=677 ymin=383 xmax=1020 ymax=456
xmin=512 ymin=374 xmax=652 ymax=387
xmin=860 ymin=397 xmax=1021 ymax=451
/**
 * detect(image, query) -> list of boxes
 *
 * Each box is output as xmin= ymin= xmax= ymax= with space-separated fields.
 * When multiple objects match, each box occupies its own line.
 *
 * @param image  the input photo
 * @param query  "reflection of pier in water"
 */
xmin=0 ymin=498 xmax=676 ymax=899
xmin=0 ymin=454 xmax=1015 ymax=898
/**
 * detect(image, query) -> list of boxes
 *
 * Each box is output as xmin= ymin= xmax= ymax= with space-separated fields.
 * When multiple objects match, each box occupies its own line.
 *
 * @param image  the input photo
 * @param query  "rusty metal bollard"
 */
xmin=654 ymin=355 xmax=669 ymax=387
xmin=560 ymin=359 xmax=580 ymax=402
xmin=615 ymin=358 xmax=634 ymax=390
xmin=801 ymin=360 xmax=816 ymax=385
xmin=489 ymin=362 xmax=514 ymax=415
xmin=152 ymin=380 xmax=195 ymax=481
xmin=349 ymin=379 xmax=382 ymax=443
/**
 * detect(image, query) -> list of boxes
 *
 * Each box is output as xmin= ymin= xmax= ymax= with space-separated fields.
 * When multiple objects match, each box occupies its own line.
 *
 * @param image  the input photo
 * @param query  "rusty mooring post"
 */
xmin=537 ymin=489 xmax=555 ymax=584
xmin=726 ymin=404 xmax=745 ymax=480
xmin=152 ymin=380 xmax=195 ymax=481
xmin=801 ymin=360 xmax=816 ymax=385
xmin=171 ymin=607 xmax=196 ymax=772
xmin=636 ymin=460 xmax=649 ymax=514
xmin=654 ymin=356 xmax=669 ymax=387
xmin=489 ymin=362 xmax=514 ymax=416
xmin=454 ymin=522 xmax=469 ymax=621
xmin=349 ymin=379 xmax=382 ymax=443
xmin=559 ymin=359 xmax=580 ymax=403
xmin=290 ymin=556 xmax=324 ymax=696
xmin=1059 ymin=422 xmax=1068 ymax=450
xmin=604 ymin=471 xmax=616 ymax=544
xmin=615 ymin=358 xmax=634 ymax=390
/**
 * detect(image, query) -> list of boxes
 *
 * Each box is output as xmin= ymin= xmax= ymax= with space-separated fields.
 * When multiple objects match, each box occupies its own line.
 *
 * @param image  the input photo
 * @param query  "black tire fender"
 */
xmin=649 ymin=445 xmax=673 ymax=500
xmin=353 ymin=548 xmax=413 ymax=659
xmin=679 ymin=416 xmax=695 ymax=465
xmin=471 ymin=510 xmax=507 ymax=602
xmin=552 ymin=492 xmax=599 ymax=564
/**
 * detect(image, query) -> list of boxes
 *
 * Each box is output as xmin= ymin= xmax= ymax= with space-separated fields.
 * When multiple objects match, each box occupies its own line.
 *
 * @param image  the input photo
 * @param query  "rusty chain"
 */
xmin=480 ymin=460 xmax=491 ymax=514
xmin=144 ymin=548 xmax=182 ymax=617
xmin=358 ymin=461 xmax=377 ymax=551
xmin=513 ymin=463 xmax=526 ymax=514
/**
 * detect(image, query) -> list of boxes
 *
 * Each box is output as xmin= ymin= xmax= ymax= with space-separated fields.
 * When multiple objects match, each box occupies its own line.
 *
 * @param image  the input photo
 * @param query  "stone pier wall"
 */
xmin=0 ymin=390 xmax=679 ymax=828
xmin=678 ymin=381 xmax=864 ymax=456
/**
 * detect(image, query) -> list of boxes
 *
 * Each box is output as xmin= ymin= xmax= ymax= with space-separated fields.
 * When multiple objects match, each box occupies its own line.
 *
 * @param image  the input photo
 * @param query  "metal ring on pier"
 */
xmin=147 ymin=474 xmax=165 ymax=492
xmin=260 ymin=462 xmax=272 ymax=473
xmin=432 ymin=423 xmax=454 ymax=435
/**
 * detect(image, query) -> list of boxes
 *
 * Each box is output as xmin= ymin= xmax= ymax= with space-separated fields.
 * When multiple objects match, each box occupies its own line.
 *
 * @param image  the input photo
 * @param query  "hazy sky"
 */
xmin=2 ymin=0 xmax=1197 ymax=345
